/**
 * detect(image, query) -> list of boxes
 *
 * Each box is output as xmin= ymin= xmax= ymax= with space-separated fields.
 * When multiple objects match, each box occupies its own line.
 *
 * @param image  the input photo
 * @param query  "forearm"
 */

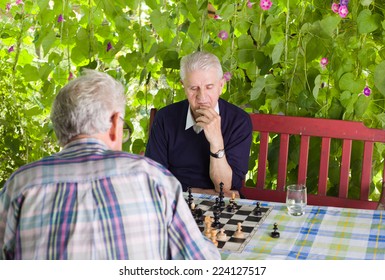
xmin=209 ymin=155 xmax=233 ymax=194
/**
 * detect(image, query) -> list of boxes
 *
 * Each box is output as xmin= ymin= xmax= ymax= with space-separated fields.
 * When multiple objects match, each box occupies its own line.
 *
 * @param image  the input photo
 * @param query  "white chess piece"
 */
xmin=204 ymin=216 xmax=212 ymax=238
xmin=233 ymin=222 xmax=245 ymax=238
xmin=217 ymin=228 xmax=227 ymax=241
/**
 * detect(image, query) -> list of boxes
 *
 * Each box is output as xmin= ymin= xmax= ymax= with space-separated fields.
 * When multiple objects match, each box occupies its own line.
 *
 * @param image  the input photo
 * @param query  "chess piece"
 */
xmin=226 ymin=192 xmax=237 ymax=213
xmin=253 ymin=202 xmax=262 ymax=216
xmin=212 ymin=199 xmax=221 ymax=228
xmin=210 ymin=229 xmax=218 ymax=247
xmin=204 ymin=216 xmax=212 ymax=238
xmin=217 ymin=228 xmax=227 ymax=242
xmin=194 ymin=208 xmax=203 ymax=225
xmin=218 ymin=182 xmax=225 ymax=209
xmin=187 ymin=186 xmax=193 ymax=209
xmin=233 ymin=222 xmax=245 ymax=238
xmin=270 ymin=223 xmax=280 ymax=238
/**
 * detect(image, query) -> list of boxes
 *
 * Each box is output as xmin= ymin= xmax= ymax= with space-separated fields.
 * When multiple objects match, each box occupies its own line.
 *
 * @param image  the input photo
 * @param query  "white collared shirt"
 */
xmin=185 ymin=103 xmax=220 ymax=134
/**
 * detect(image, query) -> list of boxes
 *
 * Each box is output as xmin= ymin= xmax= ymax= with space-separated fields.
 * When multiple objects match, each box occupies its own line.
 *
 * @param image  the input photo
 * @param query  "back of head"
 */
xmin=180 ymin=51 xmax=223 ymax=82
xmin=51 ymin=69 xmax=126 ymax=146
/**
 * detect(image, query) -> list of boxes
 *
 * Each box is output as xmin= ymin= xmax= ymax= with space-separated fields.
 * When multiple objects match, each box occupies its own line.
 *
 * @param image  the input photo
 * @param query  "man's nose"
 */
xmin=197 ymin=89 xmax=207 ymax=101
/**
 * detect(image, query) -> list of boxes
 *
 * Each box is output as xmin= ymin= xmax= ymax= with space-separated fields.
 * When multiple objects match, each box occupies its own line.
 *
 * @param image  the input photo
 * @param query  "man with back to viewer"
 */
xmin=145 ymin=51 xmax=252 ymax=197
xmin=0 ymin=69 xmax=220 ymax=260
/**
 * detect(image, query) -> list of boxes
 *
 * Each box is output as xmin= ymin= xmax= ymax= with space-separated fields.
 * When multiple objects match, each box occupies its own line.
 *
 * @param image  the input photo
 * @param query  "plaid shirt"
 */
xmin=0 ymin=138 xmax=220 ymax=260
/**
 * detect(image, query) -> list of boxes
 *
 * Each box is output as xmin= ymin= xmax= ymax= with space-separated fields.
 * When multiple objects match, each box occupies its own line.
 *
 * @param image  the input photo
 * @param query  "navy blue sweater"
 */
xmin=145 ymin=99 xmax=252 ymax=192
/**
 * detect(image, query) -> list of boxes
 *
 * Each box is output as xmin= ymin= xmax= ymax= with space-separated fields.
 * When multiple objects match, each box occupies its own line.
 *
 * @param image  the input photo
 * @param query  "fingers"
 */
xmin=195 ymin=107 xmax=218 ymax=123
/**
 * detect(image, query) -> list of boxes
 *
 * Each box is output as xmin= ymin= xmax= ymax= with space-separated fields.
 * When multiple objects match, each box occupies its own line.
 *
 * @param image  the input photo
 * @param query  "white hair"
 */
xmin=180 ymin=51 xmax=223 ymax=81
xmin=51 ymin=69 xmax=126 ymax=146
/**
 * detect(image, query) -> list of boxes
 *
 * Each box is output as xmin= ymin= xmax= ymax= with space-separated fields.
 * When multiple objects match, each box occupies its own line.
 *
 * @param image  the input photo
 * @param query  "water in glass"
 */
xmin=286 ymin=184 xmax=307 ymax=216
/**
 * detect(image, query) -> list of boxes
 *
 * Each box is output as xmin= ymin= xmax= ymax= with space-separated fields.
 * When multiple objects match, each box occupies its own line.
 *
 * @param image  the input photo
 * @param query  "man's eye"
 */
xmin=206 ymin=85 xmax=214 ymax=89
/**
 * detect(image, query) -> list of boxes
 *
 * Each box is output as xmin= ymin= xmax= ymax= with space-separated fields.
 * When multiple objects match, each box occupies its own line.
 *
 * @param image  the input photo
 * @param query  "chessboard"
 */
xmin=186 ymin=193 xmax=273 ymax=253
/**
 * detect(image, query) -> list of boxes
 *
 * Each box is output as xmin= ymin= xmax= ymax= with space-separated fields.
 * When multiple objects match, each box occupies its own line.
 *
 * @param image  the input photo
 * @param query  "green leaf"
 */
xmin=132 ymin=138 xmax=145 ymax=154
xmin=250 ymin=77 xmax=266 ymax=100
xmin=237 ymin=34 xmax=254 ymax=49
xmin=354 ymin=94 xmax=370 ymax=118
xmin=339 ymin=73 xmax=365 ymax=94
xmin=340 ymin=91 xmax=352 ymax=108
xmin=20 ymin=65 xmax=40 ymax=82
xmin=328 ymin=98 xmax=344 ymax=119
xmin=312 ymin=75 xmax=321 ymax=99
xmin=320 ymin=15 xmax=341 ymax=37
xmin=358 ymin=46 xmax=376 ymax=68
xmin=162 ymin=51 xmax=180 ymax=69
xmin=357 ymin=9 xmax=379 ymax=34
xmin=376 ymin=113 xmax=385 ymax=128
xmin=361 ymin=0 xmax=373 ymax=6
xmin=272 ymin=40 xmax=284 ymax=65
xmin=41 ymin=30 xmax=57 ymax=57
xmin=305 ymin=37 xmax=325 ymax=62
xmin=17 ymin=49 xmax=34 ymax=66
xmin=37 ymin=0 xmax=50 ymax=10
xmin=145 ymin=0 xmax=159 ymax=10
xmin=237 ymin=49 xmax=255 ymax=64
xmin=218 ymin=3 xmax=236 ymax=19
xmin=374 ymin=61 xmax=385 ymax=97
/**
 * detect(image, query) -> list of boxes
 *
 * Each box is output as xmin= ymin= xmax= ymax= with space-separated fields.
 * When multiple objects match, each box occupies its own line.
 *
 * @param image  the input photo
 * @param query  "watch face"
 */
xmin=210 ymin=149 xmax=225 ymax=158
xmin=217 ymin=150 xmax=225 ymax=158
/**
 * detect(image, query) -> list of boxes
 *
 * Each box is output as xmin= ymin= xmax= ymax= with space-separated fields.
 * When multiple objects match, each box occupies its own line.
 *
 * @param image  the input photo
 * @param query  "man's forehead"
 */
xmin=184 ymin=71 xmax=221 ymax=86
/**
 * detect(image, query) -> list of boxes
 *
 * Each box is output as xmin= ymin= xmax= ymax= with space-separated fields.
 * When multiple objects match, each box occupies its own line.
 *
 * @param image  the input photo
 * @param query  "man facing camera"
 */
xmin=146 ymin=51 xmax=252 ymax=197
xmin=0 ymin=69 xmax=220 ymax=260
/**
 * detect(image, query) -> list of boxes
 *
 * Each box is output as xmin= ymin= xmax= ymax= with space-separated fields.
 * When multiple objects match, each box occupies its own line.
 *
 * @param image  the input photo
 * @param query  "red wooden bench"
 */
xmin=241 ymin=113 xmax=385 ymax=210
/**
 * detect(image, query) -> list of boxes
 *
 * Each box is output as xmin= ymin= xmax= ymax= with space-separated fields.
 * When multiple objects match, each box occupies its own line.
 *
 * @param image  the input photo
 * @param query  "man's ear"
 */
xmin=219 ymin=77 xmax=225 ymax=93
xmin=109 ymin=112 xmax=120 ymax=141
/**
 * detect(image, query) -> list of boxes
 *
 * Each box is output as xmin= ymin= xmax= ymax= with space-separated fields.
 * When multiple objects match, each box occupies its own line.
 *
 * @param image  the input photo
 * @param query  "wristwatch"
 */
xmin=210 ymin=149 xmax=225 ymax=158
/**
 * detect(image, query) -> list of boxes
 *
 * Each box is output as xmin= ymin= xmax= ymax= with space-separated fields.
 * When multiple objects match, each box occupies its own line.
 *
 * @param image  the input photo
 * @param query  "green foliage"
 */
xmin=1 ymin=0 xmax=385 ymax=201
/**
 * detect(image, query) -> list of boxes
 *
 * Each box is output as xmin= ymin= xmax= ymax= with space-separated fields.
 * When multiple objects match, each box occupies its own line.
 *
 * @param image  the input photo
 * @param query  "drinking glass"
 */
xmin=286 ymin=184 xmax=307 ymax=216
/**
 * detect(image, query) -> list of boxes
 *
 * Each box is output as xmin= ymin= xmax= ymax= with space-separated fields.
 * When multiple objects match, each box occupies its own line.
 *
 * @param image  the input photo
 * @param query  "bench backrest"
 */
xmin=241 ymin=113 xmax=385 ymax=209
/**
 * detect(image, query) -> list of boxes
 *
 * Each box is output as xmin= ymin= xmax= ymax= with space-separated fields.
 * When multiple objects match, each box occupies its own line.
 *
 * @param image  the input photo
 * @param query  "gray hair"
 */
xmin=51 ymin=69 xmax=126 ymax=146
xmin=180 ymin=51 xmax=223 ymax=82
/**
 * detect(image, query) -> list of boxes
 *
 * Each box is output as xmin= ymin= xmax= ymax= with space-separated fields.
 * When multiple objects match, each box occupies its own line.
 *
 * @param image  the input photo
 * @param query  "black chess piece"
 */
xmin=194 ymin=208 xmax=203 ymax=225
xmin=212 ymin=207 xmax=221 ymax=228
xmin=270 ymin=223 xmax=280 ymax=238
xmin=254 ymin=202 xmax=262 ymax=216
xmin=218 ymin=182 xmax=225 ymax=209
xmin=187 ymin=186 xmax=193 ymax=209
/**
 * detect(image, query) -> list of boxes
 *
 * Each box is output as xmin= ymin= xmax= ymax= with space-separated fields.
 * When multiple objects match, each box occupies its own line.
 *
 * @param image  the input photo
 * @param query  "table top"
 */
xmin=191 ymin=193 xmax=385 ymax=260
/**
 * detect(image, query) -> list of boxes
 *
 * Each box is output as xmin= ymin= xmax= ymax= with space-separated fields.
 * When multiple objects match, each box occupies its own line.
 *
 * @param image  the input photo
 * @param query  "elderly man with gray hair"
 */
xmin=0 ymin=69 xmax=220 ymax=260
xmin=146 ymin=51 xmax=252 ymax=198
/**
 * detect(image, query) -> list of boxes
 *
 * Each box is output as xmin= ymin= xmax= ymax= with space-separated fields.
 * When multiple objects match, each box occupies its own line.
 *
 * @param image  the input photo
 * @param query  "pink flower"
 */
xmin=363 ymin=86 xmax=371 ymax=96
xmin=16 ymin=0 xmax=23 ymax=5
xmin=218 ymin=30 xmax=229 ymax=40
xmin=8 ymin=45 xmax=14 ymax=53
xmin=213 ymin=14 xmax=222 ymax=20
xmin=260 ymin=0 xmax=272 ymax=11
xmin=223 ymin=72 xmax=232 ymax=81
xmin=68 ymin=72 xmax=74 ymax=80
xmin=320 ymin=57 xmax=329 ymax=69
xmin=57 ymin=14 xmax=63 ymax=23
xmin=247 ymin=1 xmax=254 ymax=8
xmin=338 ymin=5 xmax=349 ymax=18
xmin=331 ymin=3 xmax=339 ymax=13
xmin=6 ymin=3 xmax=11 ymax=12
xmin=107 ymin=42 xmax=112 ymax=52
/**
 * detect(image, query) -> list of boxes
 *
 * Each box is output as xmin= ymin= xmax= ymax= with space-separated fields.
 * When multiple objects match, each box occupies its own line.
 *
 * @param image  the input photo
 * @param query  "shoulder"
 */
xmin=152 ymin=100 xmax=188 ymax=130
xmin=156 ymin=100 xmax=188 ymax=117
xmin=114 ymin=152 xmax=179 ymax=182
xmin=219 ymin=99 xmax=251 ymax=123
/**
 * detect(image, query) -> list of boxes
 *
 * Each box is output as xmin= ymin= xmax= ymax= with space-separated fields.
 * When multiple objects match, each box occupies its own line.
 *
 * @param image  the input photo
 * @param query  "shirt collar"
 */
xmin=185 ymin=102 xmax=220 ymax=134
